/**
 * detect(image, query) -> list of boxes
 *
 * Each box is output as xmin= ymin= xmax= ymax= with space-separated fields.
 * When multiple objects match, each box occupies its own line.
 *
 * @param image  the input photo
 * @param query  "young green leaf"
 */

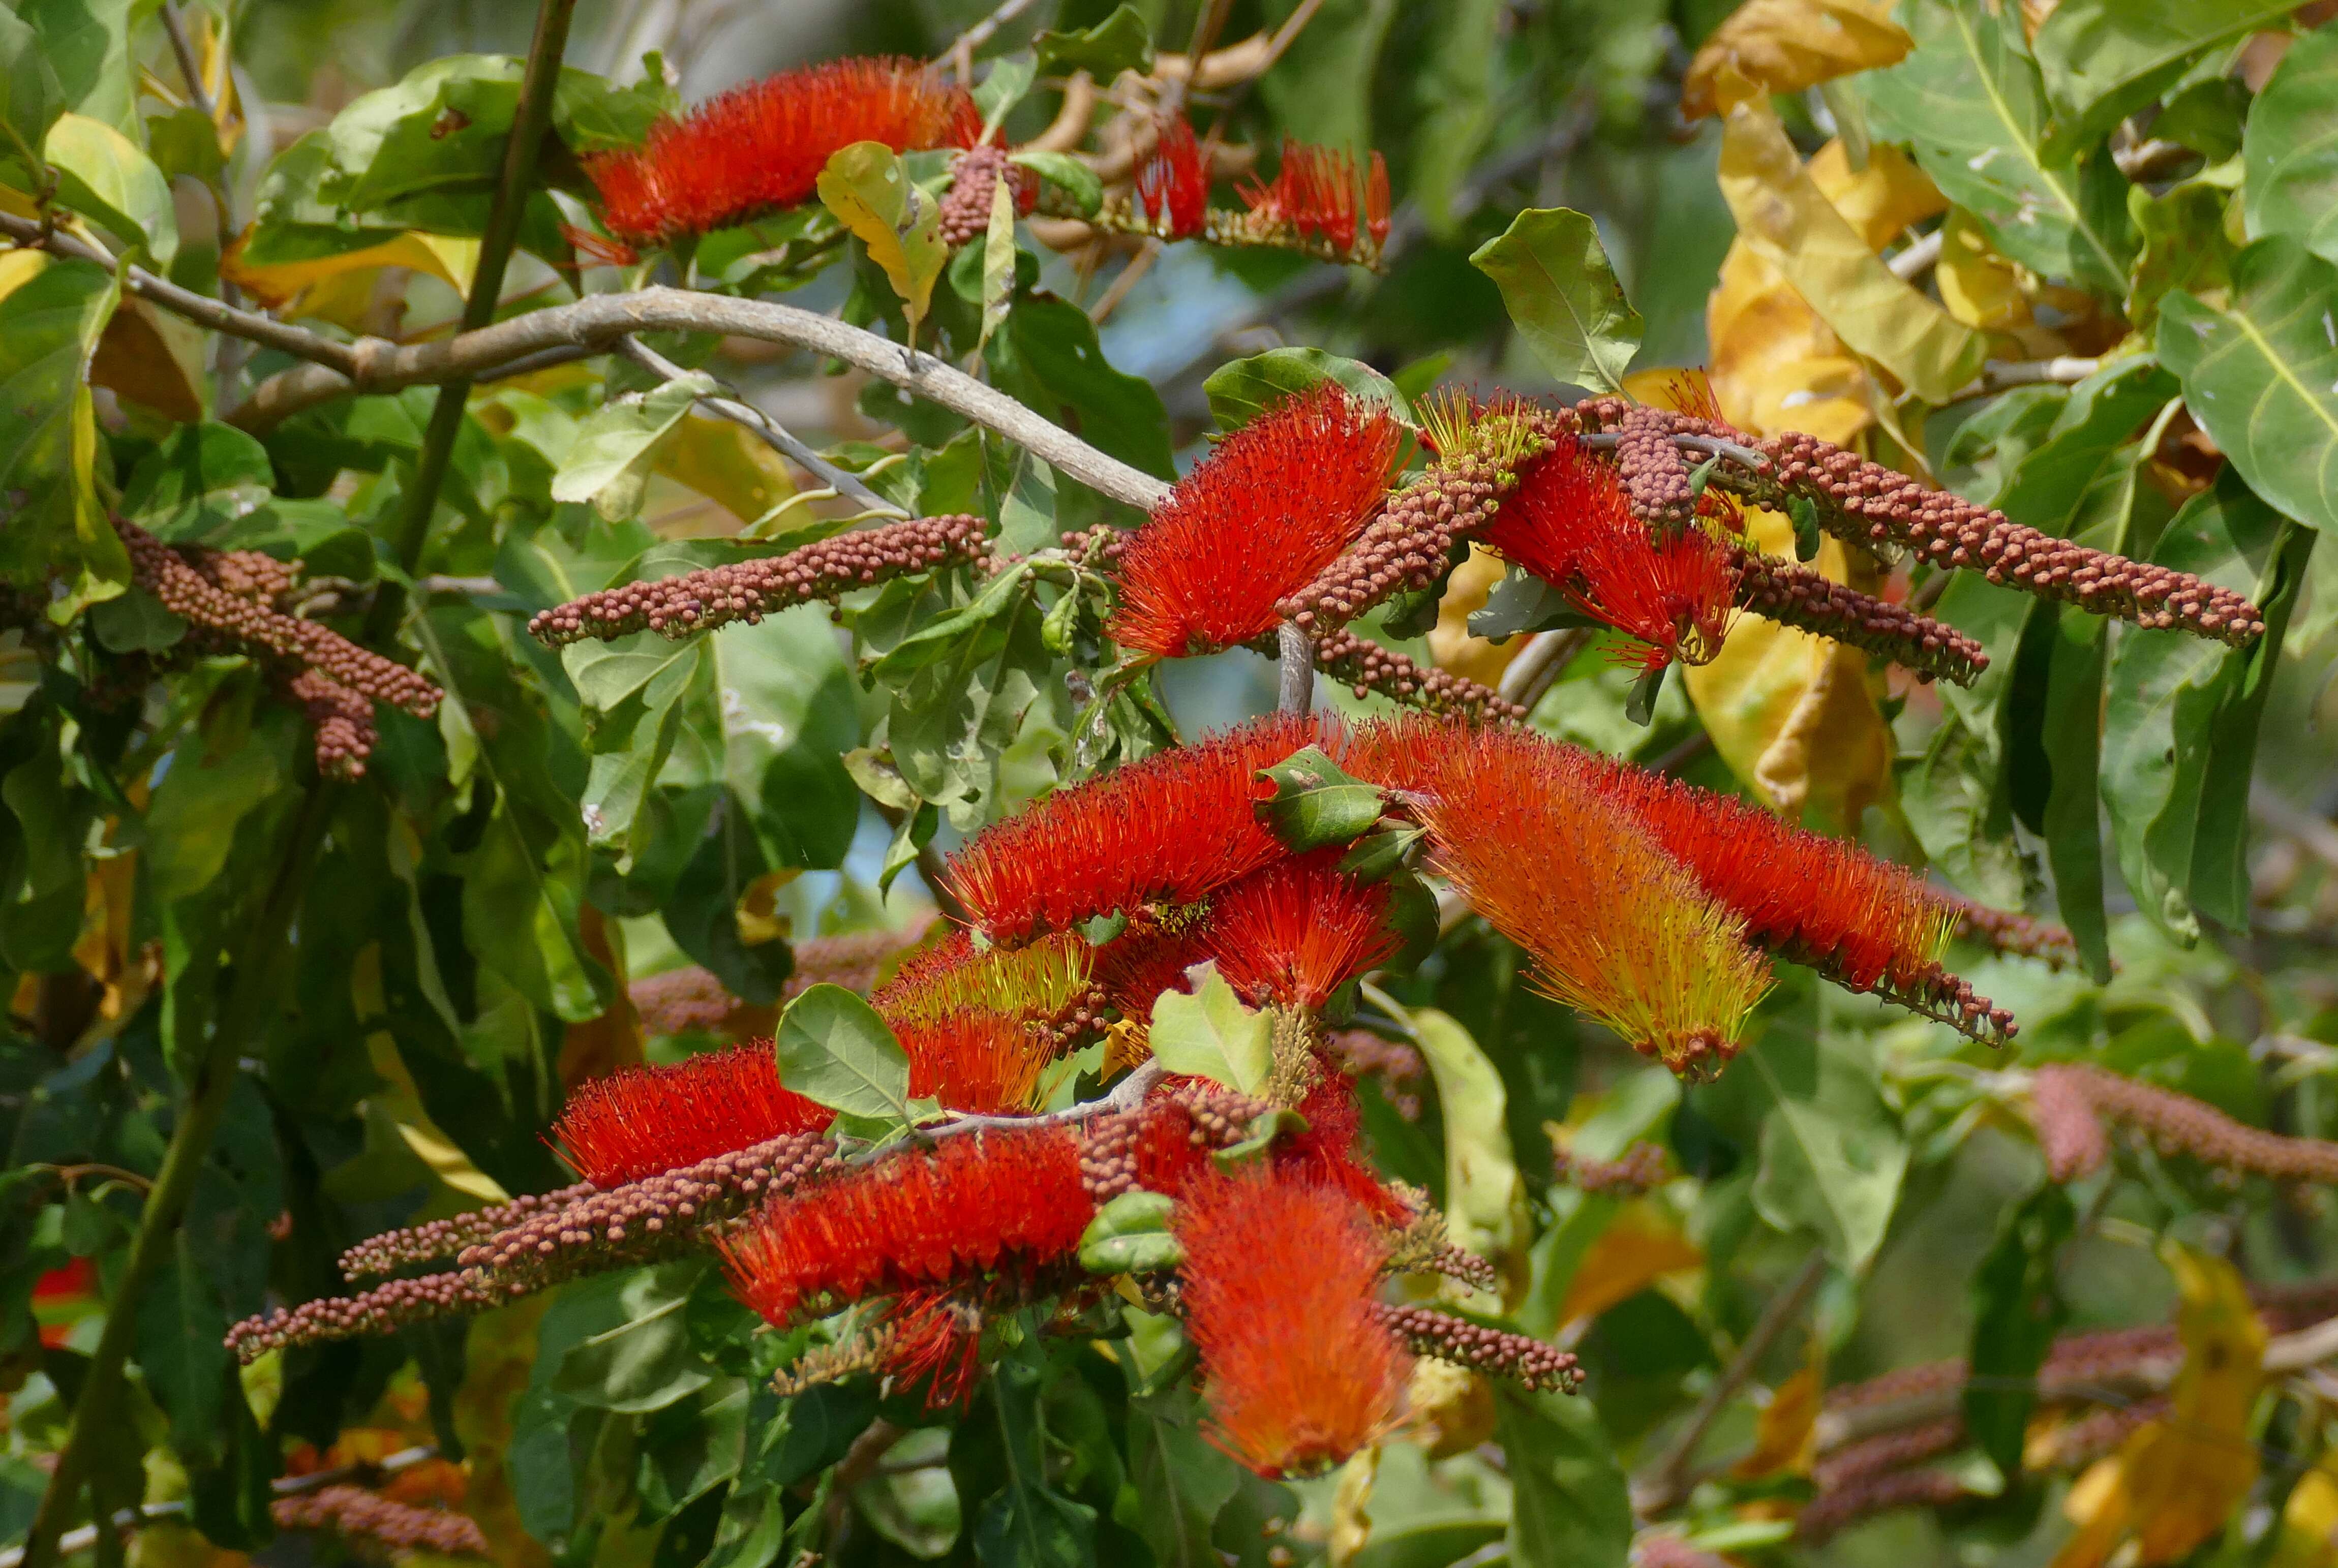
xmin=553 ymin=375 xmax=716 ymax=521
xmin=1202 ymin=348 xmax=1416 ymax=433
xmin=774 ymin=983 xmax=914 ymax=1122
xmin=1008 ymin=149 xmax=1103 ymax=217
xmin=1147 ymin=963 xmax=1271 ymax=1095
xmin=1469 ymin=208 xmax=1642 ymax=393
xmin=43 ymin=110 xmax=177 ymax=266
xmin=1033 ymin=6 xmax=1154 ymax=80
xmin=1251 ymin=745 xmax=1387 ymax=852
xmin=1963 ymin=1183 xmax=2074 ymax=1476
xmin=1078 ymin=1190 xmax=1185 ymax=1274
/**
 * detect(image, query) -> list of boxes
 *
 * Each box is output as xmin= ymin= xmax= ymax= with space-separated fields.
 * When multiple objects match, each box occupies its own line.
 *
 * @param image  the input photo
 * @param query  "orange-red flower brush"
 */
xmin=584 ymin=57 xmax=980 ymax=247
xmin=1176 ymin=1169 xmax=1410 ymax=1477
xmin=554 ymin=1044 xmax=831 ymax=1188
xmin=1284 ymin=1073 xmax=1416 ymax=1227
xmin=1197 ymin=850 xmax=1398 ymax=1010
xmin=1348 ymin=718 xmax=1772 ymax=1076
xmin=1137 ymin=114 xmax=1210 ymax=238
xmin=942 ymin=712 xmax=1343 ymax=942
xmin=896 ymin=1010 xmax=1053 ymax=1114
xmin=1107 ymin=384 xmax=1401 ymax=659
xmin=1238 ymin=140 xmax=1390 ymax=257
xmin=720 ymin=1126 xmax=1091 ymax=1327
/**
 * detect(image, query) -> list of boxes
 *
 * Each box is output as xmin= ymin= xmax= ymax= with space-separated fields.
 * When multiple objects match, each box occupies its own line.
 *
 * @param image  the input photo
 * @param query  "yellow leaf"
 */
xmin=351 ymin=942 xmax=509 ymax=1207
xmin=1406 ymin=1360 xmax=1496 ymax=1459
xmin=736 ymin=868 xmax=802 ymax=948
xmin=1935 ymin=208 xmax=2033 ymax=335
xmin=1683 ymin=0 xmax=1911 ymax=119
xmin=1413 ymin=1008 xmax=1530 ymax=1307
xmin=817 ymin=141 xmax=947 ymax=342
xmin=1717 ymin=100 xmax=1985 ymax=403
xmin=1557 ymin=1203 xmax=1703 ymax=1327
xmin=654 ymin=411 xmax=798 ymax=524
xmin=2050 ymin=1245 xmax=2265 ymax=1568
xmin=89 ymin=299 xmax=205 ymax=422
xmin=222 ymin=230 xmax=478 ymax=317
xmin=1428 ymin=546 xmax=1526 ymax=689
xmin=0 ymin=247 xmax=46 ymax=303
xmin=1329 ymin=1446 xmax=1381 ymax=1568
xmin=2272 ymin=1452 xmax=2338 ymax=1568
xmin=1733 ymin=1364 xmax=1821 ymax=1479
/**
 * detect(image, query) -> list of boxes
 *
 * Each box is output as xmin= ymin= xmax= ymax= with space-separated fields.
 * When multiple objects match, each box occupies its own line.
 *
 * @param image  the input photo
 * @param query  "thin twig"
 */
xmin=933 ymin=0 xmax=1045 ymax=64
xmin=1278 ymin=622 xmax=1316 ymax=714
xmin=1496 ymin=627 xmax=1593 ymax=713
xmin=1633 ymin=1248 xmax=1828 ymax=1516
xmin=1886 ymin=229 xmax=1941 ymax=282
xmin=1945 ymin=357 xmax=2103 ymax=404
xmin=616 ymin=335 xmax=909 ymax=519
xmin=844 ymin=1062 xmax=1166 ymax=1166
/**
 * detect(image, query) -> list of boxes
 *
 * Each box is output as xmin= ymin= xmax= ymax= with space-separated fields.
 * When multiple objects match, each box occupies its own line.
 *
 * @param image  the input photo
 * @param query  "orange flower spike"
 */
xmin=1176 ymin=1171 xmax=1410 ymax=1478
xmin=896 ymin=1010 xmax=1052 ymax=1114
xmin=554 ymin=1044 xmax=831 ymax=1188
xmin=585 ymin=58 xmax=979 ymax=245
xmin=1568 ymin=519 xmax=1740 ymax=669
xmin=1351 ymin=719 xmax=1772 ymax=1077
xmin=1108 ymin=383 xmax=1401 ymax=659
xmin=1478 ymin=432 xmax=1632 ymax=587
xmin=942 ymin=712 xmax=1345 ymax=942
xmin=720 ymin=1126 xmax=1092 ymax=1327
xmin=1198 ymin=851 xmax=1398 ymax=1010
xmin=1365 ymin=151 xmax=1392 ymax=248
xmin=871 ymin=930 xmax=1092 ymax=1028
xmin=1138 ymin=114 xmax=1210 ymax=238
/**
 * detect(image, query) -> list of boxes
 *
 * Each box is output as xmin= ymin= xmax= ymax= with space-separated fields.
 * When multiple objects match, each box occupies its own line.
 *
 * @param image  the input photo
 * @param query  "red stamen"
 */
xmin=553 ymin=1044 xmax=830 ymax=1188
xmin=897 ymin=1009 xmax=1053 ymax=1114
xmin=1108 ymin=383 xmax=1401 ymax=658
xmin=1137 ymin=115 xmax=1210 ymax=238
xmin=1198 ymin=850 xmax=1397 ymax=1010
xmin=584 ymin=58 xmax=980 ymax=245
xmin=1177 ymin=1170 xmax=1410 ymax=1478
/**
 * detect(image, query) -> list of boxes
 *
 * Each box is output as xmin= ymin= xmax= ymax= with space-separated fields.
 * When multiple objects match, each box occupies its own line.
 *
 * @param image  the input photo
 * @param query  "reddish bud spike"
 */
xmin=1176 ymin=1170 xmax=1411 ymax=1478
xmin=585 ymin=58 xmax=980 ymax=245
xmin=553 ymin=1044 xmax=830 ymax=1188
xmin=942 ymin=712 xmax=1344 ymax=942
xmin=1197 ymin=850 xmax=1398 ymax=1011
xmin=720 ymin=1126 xmax=1092 ymax=1326
xmin=1108 ymin=383 xmax=1401 ymax=658
xmin=1137 ymin=115 xmax=1211 ymax=238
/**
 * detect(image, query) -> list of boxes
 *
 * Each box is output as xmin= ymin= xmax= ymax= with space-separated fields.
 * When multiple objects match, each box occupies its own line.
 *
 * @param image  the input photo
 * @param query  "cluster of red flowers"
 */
xmin=1137 ymin=115 xmax=1210 ymax=238
xmin=553 ymin=1043 xmax=829 ymax=1187
xmin=1107 ymin=384 xmax=1403 ymax=659
xmin=1238 ymin=137 xmax=1393 ymax=257
xmin=582 ymin=58 xmax=979 ymax=246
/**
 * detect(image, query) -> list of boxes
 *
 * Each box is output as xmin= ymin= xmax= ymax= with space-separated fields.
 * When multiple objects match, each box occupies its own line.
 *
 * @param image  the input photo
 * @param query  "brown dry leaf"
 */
xmin=1682 ymin=0 xmax=1911 ymax=119
xmin=1733 ymin=1364 xmax=1822 ymax=1480
xmin=1717 ymin=92 xmax=1985 ymax=403
xmin=89 ymin=299 xmax=205 ymax=422
xmin=1557 ymin=1202 xmax=1704 ymax=1328
xmin=456 ymin=1293 xmax=558 ymax=1568
xmin=655 ymin=411 xmax=798 ymax=524
xmin=222 ymin=230 xmax=478 ymax=317
xmin=2050 ymin=1244 xmax=2265 ymax=1568
xmin=1429 ymin=545 xmax=1527 ymax=688
xmin=557 ymin=904 xmax=646 ymax=1089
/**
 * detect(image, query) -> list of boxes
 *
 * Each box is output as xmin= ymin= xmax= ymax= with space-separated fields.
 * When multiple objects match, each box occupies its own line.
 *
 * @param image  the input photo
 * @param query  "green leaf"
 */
xmin=134 ymin=1239 xmax=232 ymax=1464
xmin=2127 ymin=173 xmax=2238 ymax=336
xmin=1901 ymin=712 xmax=2025 ymax=909
xmin=1869 ymin=0 xmax=2133 ymax=294
xmin=979 ymin=177 xmax=1016 ymax=353
xmin=1078 ymin=1190 xmax=1184 ymax=1274
xmin=20 ymin=0 xmax=137 ymax=135
xmin=121 ymin=424 xmax=277 ymax=537
xmin=1008 ymin=150 xmax=1102 ymax=217
xmin=553 ymin=376 xmax=715 ymax=521
xmin=966 ymin=1346 xmax=1098 ymax=1568
xmin=1992 ymin=360 xmax=2179 ymax=544
xmin=0 ymin=255 xmax=123 ymax=604
xmin=325 ymin=54 xmax=523 ymax=214
xmin=775 ymin=983 xmax=913 ymax=1121
xmin=1788 ymin=495 xmax=1823 ymax=561
xmin=1963 ymin=1183 xmax=2072 ymax=1476
xmin=2244 ymin=22 xmax=2338 ymax=264
xmin=1748 ymin=1019 xmax=1906 ymax=1271
xmin=1256 ymin=0 xmax=1396 ymax=157
xmin=43 ymin=110 xmax=176 ymax=266
xmin=1147 ymin=963 xmax=1271 ymax=1095
xmin=974 ymin=59 xmax=1036 ymax=138
xmin=553 ymin=1261 xmax=714 ymax=1413
xmin=1033 ymin=6 xmax=1154 ymax=80
xmin=0 ymin=9 xmax=65 ymax=160
xmin=1202 ymin=347 xmax=1414 ymax=433
xmin=1468 ymin=569 xmax=1601 ymax=640
xmin=1469 ymin=208 xmax=1642 ymax=393
xmin=2160 ymin=237 xmax=2338 ymax=533
xmin=1251 ymin=745 xmax=1387 ymax=852
xmin=818 ymin=141 xmax=949 ymax=345
xmin=2031 ymin=0 xmax=2288 ymax=162
xmin=88 ymin=586 xmax=185 ymax=652
xmin=1410 ymin=0 xmax=1503 ymax=239
xmin=1412 ymin=1007 xmax=1525 ymax=1270
xmin=1126 ymin=1387 xmax=1241 ymax=1568
xmin=1494 ymin=1383 xmax=1632 ymax=1568
xmin=2102 ymin=470 xmax=2305 ymax=943
xmin=1001 ymin=295 xmax=1175 ymax=480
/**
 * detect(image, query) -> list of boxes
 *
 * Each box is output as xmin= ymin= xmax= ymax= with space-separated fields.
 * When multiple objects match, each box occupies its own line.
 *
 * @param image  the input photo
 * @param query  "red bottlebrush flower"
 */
xmin=1569 ymin=755 xmax=1957 ymax=996
xmin=1347 ymin=719 xmax=1772 ymax=1076
xmin=554 ymin=1044 xmax=830 ymax=1188
xmin=1241 ymin=139 xmax=1368 ymax=255
xmin=720 ymin=1126 xmax=1092 ymax=1326
xmin=1137 ymin=114 xmax=1210 ymax=238
xmin=897 ymin=1009 xmax=1053 ymax=1114
xmin=1284 ymin=1072 xmax=1416 ymax=1227
xmin=1092 ymin=911 xmax=1209 ymax=1018
xmin=1176 ymin=1170 xmax=1410 ymax=1477
xmin=584 ymin=57 xmax=980 ymax=246
xmin=879 ymin=1288 xmax=989 ymax=1406
xmin=1198 ymin=850 xmax=1398 ymax=1010
xmin=1365 ymin=151 xmax=1391 ymax=248
xmin=942 ymin=712 xmax=1344 ymax=942
xmin=1108 ymin=383 xmax=1402 ymax=659
xmin=872 ymin=929 xmax=1092 ymax=1029
xmin=1479 ymin=434 xmax=1627 ymax=587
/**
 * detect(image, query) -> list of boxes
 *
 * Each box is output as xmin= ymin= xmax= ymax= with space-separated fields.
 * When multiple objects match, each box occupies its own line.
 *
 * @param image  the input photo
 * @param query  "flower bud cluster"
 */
xmin=1554 ymin=1140 xmax=1669 ymax=1196
xmin=119 ymin=520 xmax=440 ymax=717
xmin=1076 ymin=1082 xmax=1274 ymax=1203
xmin=274 ymin=1485 xmax=490 ymax=1557
xmin=2028 ymin=1396 xmax=2169 ymax=1471
xmin=1728 ymin=543 xmax=1987 ymax=686
xmin=1749 ymin=429 xmax=2264 ymax=645
xmin=1373 ymin=1302 xmax=1581 ymax=1393
xmin=2031 ymin=1062 xmax=2338 ymax=1184
xmin=1813 ymin=1415 xmax=1965 ymax=1491
xmin=1940 ymin=894 xmax=2080 ymax=970
xmin=937 ymin=146 xmax=1037 ymax=248
xmin=285 ymin=669 xmax=379 ymax=780
xmin=227 ymin=1268 xmax=509 ymax=1361
xmin=1308 ymin=627 xmax=1527 ymax=722
xmin=1324 ymin=1028 xmax=1426 ymax=1120
xmin=527 ymin=514 xmax=989 ymax=647
xmin=1614 ymin=404 xmax=1699 ymax=530
xmin=338 ymin=1182 xmax=595 ymax=1280
xmin=1796 ymin=1467 xmax=1967 ymax=1545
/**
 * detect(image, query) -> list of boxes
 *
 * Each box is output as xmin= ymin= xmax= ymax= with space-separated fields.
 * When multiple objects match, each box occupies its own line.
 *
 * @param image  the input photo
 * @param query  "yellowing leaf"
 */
xmin=222 ymin=230 xmax=478 ymax=316
xmin=2272 ymin=1452 xmax=2338 ymax=1568
xmin=818 ymin=141 xmax=947 ymax=344
xmin=1429 ymin=545 xmax=1527 ymax=689
xmin=2051 ymin=1244 xmax=2265 ymax=1568
xmin=1718 ymin=100 xmax=1985 ymax=403
xmin=654 ymin=411 xmax=798 ymax=524
xmin=1407 ymin=1360 xmax=1496 ymax=1459
xmin=456 ymin=1293 xmax=559 ymax=1568
xmin=1683 ymin=0 xmax=1912 ymax=120
xmin=1329 ymin=1446 xmax=1380 ymax=1568
xmin=735 ymin=867 xmax=801 ymax=947
xmin=1413 ymin=1008 xmax=1530 ymax=1306
xmin=1733 ymin=1364 xmax=1820 ymax=1480
xmin=89 ymin=298 xmax=204 ymax=422
xmin=1557 ymin=1203 xmax=1703 ymax=1327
